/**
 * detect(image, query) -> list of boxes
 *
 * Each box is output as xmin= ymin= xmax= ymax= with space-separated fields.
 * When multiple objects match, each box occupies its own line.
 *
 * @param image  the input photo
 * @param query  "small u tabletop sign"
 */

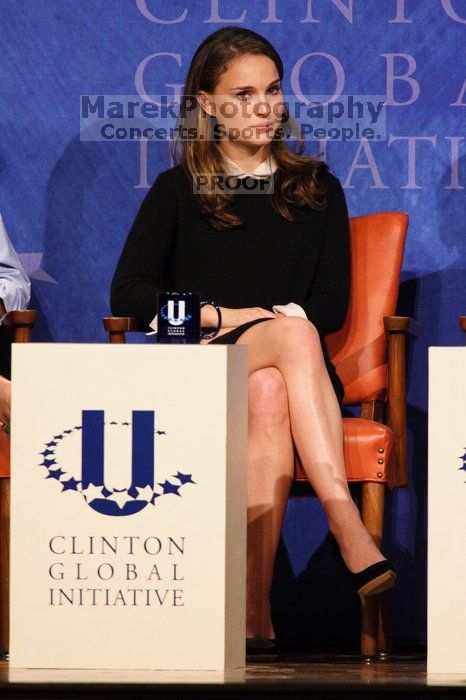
xmin=9 ymin=343 xmax=248 ymax=671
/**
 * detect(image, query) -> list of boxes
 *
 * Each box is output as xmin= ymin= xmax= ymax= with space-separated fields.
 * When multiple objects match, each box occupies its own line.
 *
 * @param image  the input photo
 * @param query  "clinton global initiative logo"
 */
xmin=457 ymin=446 xmax=466 ymax=483
xmin=38 ymin=410 xmax=196 ymax=517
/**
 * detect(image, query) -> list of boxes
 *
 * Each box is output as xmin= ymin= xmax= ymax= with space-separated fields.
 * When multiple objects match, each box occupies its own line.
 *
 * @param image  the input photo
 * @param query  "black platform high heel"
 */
xmin=246 ymin=637 xmax=278 ymax=659
xmin=330 ymin=535 xmax=397 ymax=605
xmin=345 ymin=559 xmax=397 ymax=605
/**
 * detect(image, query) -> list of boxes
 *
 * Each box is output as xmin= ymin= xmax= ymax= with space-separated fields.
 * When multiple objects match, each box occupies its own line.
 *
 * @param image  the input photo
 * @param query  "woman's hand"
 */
xmin=200 ymin=306 xmax=280 ymax=345
xmin=219 ymin=306 xmax=277 ymax=328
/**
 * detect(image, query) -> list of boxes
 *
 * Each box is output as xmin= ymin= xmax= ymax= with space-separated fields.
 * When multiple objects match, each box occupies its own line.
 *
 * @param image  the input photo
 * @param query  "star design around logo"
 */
xmin=38 ymin=421 xmax=197 ymax=512
xmin=457 ymin=448 xmax=466 ymax=482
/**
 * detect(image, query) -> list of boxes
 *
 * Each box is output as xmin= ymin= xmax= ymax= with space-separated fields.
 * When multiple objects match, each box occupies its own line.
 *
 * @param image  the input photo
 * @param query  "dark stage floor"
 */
xmin=0 ymin=650 xmax=465 ymax=699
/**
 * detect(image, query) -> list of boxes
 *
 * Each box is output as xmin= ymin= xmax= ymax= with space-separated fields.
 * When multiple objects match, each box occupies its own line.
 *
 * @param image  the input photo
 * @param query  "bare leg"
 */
xmin=236 ymin=316 xmax=386 ymax=573
xmin=246 ymin=367 xmax=294 ymax=639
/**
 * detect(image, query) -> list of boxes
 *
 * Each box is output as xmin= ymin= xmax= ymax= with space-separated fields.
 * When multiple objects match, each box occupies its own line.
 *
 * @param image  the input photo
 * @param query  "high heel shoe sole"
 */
xmin=358 ymin=569 xmax=397 ymax=605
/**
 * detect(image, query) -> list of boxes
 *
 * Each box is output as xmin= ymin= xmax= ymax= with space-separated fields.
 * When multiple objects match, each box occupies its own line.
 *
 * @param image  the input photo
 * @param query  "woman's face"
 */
xmin=198 ymin=54 xmax=284 ymax=148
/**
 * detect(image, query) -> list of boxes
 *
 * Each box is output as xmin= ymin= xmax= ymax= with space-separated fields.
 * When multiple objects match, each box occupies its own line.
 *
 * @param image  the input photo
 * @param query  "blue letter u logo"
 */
xmin=81 ymin=410 xmax=154 ymax=516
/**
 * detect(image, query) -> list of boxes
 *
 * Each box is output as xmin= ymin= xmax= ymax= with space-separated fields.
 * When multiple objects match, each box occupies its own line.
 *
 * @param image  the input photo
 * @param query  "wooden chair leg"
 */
xmin=359 ymin=481 xmax=385 ymax=660
xmin=0 ymin=478 xmax=10 ymax=656
xmin=360 ymin=594 xmax=379 ymax=659
xmin=377 ymin=590 xmax=393 ymax=657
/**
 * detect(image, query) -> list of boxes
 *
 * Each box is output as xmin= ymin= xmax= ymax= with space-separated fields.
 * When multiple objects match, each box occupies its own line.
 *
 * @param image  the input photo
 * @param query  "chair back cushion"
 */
xmin=326 ymin=211 xmax=408 ymax=404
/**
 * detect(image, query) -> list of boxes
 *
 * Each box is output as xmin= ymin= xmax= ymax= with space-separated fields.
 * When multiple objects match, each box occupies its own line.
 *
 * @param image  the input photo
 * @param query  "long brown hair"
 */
xmin=170 ymin=26 xmax=330 ymax=230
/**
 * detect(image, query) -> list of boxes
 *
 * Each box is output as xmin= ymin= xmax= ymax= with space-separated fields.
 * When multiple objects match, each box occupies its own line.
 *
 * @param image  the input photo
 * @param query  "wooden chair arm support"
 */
xmin=459 ymin=316 xmax=466 ymax=336
xmin=384 ymin=315 xmax=421 ymax=338
xmin=2 ymin=310 xmax=37 ymax=343
xmin=103 ymin=317 xmax=143 ymax=344
xmin=383 ymin=315 xmax=419 ymax=488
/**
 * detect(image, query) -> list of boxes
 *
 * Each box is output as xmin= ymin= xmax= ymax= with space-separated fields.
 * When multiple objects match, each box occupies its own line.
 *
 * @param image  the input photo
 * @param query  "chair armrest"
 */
xmin=383 ymin=315 xmax=420 ymax=488
xmin=2 ymin=310 xmax=37 ymax=343
xmin=384 ymin=315 xmax=421 ymax=338
xmin=459 ymin=316 xmax=466 ymax=337
xmin=102 ymin=317 xmax=143 ymax=344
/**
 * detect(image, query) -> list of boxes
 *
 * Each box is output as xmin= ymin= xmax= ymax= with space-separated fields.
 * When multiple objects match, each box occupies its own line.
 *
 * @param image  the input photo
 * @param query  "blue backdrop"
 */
xmin=2 ymin=0 xmax=465 ymax=648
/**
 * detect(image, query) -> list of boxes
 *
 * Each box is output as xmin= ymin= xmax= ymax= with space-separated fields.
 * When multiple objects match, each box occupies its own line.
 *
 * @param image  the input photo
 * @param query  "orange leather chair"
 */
xmin=103 ymin=212 xmax=419 ymax=661
xmin=294 ymin=212 xmax=419 ymax=659
xmin=0 ymin=311 xmax=37 ymax=658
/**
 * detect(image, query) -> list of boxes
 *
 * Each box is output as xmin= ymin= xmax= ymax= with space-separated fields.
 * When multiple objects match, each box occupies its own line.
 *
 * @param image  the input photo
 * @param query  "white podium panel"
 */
xmin=9 ymin=343 xmax=248 ymax=671
xmin=428 ymin=347 xmax=466 ymax=674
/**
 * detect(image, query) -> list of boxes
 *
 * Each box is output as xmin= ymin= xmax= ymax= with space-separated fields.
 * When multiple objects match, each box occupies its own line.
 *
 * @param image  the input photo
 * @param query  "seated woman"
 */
xmin=111 ymin=26 xmax=396 ymax=656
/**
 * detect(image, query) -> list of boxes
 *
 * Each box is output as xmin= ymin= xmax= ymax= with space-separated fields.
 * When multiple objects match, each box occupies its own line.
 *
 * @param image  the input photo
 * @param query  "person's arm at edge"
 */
xmin=0 ymin=213 xmax=32 ymax=324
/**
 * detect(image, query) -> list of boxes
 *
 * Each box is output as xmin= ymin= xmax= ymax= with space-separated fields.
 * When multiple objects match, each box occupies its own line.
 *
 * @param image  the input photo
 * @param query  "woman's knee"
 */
xmin=270 ymin=316 xmax=322 ymax=361
xmin=248 ymin=367 xmax=289 ymax=426
xmin=274 ymin=316 xmax=320 ymax=344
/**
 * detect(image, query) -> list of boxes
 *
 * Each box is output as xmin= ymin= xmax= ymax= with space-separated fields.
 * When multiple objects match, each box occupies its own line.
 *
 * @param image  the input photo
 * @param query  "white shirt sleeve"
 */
xmin=0 ymin=213 xmax=31 ymax=324
xmin=272 ymin=302 xmax=308 ymax=319
xmin=146 ymin=313 xmax=158 ymax=336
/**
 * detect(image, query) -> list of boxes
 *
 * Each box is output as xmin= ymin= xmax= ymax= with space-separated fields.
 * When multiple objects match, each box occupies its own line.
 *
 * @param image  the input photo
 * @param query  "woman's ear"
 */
xmin=197 ymin=91 xmax=216 ymax=118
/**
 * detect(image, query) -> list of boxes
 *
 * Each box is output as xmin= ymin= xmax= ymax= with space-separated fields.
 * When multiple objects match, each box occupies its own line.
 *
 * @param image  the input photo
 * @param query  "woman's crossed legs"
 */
xmin=242 ymin=316 xmax=385 ymax=639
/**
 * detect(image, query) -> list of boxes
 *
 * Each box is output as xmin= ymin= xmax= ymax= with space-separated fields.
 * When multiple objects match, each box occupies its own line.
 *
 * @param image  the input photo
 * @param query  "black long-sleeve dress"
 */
xmin=111 ymin=162 xmax=351 ymax=411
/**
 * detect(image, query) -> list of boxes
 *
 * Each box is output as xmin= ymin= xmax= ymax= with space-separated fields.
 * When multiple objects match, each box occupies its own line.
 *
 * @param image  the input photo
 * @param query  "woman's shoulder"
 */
xmin=151 ymin=163 xmax=191 ymax=195
xmin=311 ymin=162 xmax=347 ymax=211
xmin=157 ymin=162 xmax=186 ymax=179
xmin=143 ymin=164 xmax=191 ymax=204
xmin=312 ymin=160 xmax=342 ymax=192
